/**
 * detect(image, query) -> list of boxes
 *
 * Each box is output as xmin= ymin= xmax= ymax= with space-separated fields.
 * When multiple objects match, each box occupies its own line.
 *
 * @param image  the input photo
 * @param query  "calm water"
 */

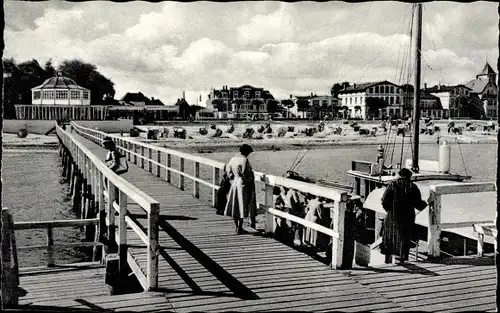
xmin=204 ymin=143 xmax=497 ymax=184
xmin=2 ymin=151 xmax=88 ymax=267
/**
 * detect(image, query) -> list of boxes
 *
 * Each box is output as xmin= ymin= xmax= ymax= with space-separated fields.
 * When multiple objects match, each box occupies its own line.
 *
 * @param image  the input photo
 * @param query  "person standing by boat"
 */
xmin=380 ymin=168 xmax=427 ymax=263
xmin=224 ymin=144 xmax=257 ymax=234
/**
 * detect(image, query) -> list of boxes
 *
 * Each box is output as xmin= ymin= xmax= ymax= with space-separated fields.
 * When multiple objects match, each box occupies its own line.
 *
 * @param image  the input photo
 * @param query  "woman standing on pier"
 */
xmin=380 ymin=168 xmax=426 ymax=263
xmin=224 ymin=144 xmax=257 ymax=234
xmin=103 ymin=137 xmax=128 ymax=203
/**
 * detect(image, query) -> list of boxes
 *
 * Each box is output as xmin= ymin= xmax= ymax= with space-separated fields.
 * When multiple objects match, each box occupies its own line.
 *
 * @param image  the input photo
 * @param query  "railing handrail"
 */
xmin=71 ymin=122 xmax=347 ymax=202
xmin=58 ymin=125 xmax=159 ymax=213
xmin=56 ymin=124 xmax=160 ymax=290
xmin=267 ymin=207 xmax=339 ymax=238
xmin=14 ymin=218 xmax=99 ymax=230
xmin=427 ymin=181 xmax=496 ymax=257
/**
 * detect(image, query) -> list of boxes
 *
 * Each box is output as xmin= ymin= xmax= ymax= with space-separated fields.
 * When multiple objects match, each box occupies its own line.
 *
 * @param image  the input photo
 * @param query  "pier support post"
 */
xmin=331 ymin=200 xmax=346 ymax=269
xmin=264 ymin=179 xmax=275 ymax=234
xmin=427 ymin=190 xmax=441 ymax=257
xmin=193 ymin=162 xmax=200 ymax=198
xmin=212 ymin=167 xmax=220 ymax=207
xmin=179 ymin=157 xmax=185 ymax=190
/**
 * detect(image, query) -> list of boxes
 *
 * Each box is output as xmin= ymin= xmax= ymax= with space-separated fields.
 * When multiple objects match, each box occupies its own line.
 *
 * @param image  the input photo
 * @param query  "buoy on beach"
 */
xmin=17 ymin=129 xmax=28 ymax=138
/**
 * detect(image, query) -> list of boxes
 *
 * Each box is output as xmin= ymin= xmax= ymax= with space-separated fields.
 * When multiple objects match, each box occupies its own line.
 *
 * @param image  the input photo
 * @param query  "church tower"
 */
xmin=476 ymin=62 xmax=497 ymax=85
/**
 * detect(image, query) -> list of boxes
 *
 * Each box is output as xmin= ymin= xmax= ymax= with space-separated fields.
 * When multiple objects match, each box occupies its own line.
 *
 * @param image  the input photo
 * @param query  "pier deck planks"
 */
xmin=17 ymin=132 xmax=495 ymax=312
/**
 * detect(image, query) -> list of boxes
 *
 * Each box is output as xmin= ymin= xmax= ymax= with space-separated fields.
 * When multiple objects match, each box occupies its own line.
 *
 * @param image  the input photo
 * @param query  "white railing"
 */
xmin=70 ymin=122 xmax=351 ymax=269
xmin=57 ymin=124 xmax=160 ymax=290
xmin=427 ymin=182 xmax=496 ymax=257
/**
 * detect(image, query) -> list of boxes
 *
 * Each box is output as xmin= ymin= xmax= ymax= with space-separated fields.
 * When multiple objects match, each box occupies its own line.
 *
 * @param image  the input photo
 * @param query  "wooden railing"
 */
xmin=427 ymin=182 xmax=496 ymax=257
xmin=2 ymin=208 xmax=20 ymax=308
xmin=70 ymin=122 xmax=350 ymax=269
xmin=56 ymin=124 xmax=160 ymax=290
xmin=14 ymin=218 xmax=102 ymax=267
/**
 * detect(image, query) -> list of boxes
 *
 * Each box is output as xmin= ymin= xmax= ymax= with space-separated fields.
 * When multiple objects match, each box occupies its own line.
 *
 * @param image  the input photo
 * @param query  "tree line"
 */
xmin=3 ymin=58 xmax=116 ymax=118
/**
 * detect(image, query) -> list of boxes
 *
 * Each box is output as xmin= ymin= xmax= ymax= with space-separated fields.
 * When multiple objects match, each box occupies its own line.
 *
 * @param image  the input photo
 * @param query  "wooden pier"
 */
xmin=1 ymin=121 xmax=496 ymax=312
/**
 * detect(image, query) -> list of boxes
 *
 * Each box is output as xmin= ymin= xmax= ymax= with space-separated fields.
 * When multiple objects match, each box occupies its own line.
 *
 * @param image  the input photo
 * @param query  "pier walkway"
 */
xmin=9 ymin=123 xmax=497 ymax=312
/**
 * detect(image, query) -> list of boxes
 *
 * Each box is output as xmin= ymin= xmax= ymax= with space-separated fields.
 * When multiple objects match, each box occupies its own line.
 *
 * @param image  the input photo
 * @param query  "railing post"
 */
xmin=1 ymin=207 xmax=19 ymax=307
xmin=141 ymin=146 xmax=145 ymax=169
xmin=193 ymin=162 xmax=200 ymax=198
xmin=166 ymin=154 xmax=172 ymax=183
xmin=127 ymin=141 xmax=131 ymax=162
xmin=156 ymin=151 xmax=161 ymax=177
xmin=179 ymin=157 xmax=185 ymax=190
xmin=118 ymin=191 xmax=128 ymax=276
xmin=427 ymin=189 xmax=441 ymax=257
xmin=264 ymin=181 xmax=275 ymax=234
xmin=133 ymin=144 xmax=137 ymax=165
xmin=212 ymin=167 xmax=220 ymax=207
xmin=147 ymin=203 xmax=160 ymax=290
xmin=148 ymin=148 xmax=153 ymax=173
xmin=46 ymin=224 xmax=55 ymax=267
xmin=107 ymin=182 xmax=117 ymax=252
xmin=331 ymin=200 xmax=346 ymax=269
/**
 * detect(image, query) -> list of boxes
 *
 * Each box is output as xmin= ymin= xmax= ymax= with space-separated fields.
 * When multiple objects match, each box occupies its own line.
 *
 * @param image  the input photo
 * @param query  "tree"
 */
xmin=211 ymin=99 xmax=225 ymax=111
xmin=232 ymin=99 xmax=245 ymax=119
xmin=266 ymin=99 xmax=279 ymax=114
xmin=281 ymin=99 xmax=295 ymax=118
xmin=365 ymin=97 xmax=388 ymax=118
xmin=296 ymin=98 xmax=310 ymax=118
xmin=331 ymin=81 xmax=351 ymax=97
xmin=44 ymin=59 xmax=56 ymax=78
xmin=58 ymin=59 xmax=115 ymax=105
xmin=251 ymin=99 xmax=264 ymax=116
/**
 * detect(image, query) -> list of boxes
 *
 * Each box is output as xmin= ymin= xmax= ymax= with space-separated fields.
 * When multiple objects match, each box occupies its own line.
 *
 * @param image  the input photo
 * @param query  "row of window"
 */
xmin=33 ymin=90 xmax=89 ymax=100
xmin=342 ymin=96 xmax=400 ymax=106
xmin=368 ymin=85 xmax=398 ymax=94
xmin=221 ymin=91 xmax=261 ymax=98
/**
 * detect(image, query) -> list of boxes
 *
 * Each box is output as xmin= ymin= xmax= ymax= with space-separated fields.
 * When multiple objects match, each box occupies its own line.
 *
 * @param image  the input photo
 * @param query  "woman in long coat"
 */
xmin=380 ymin=168 xmax=426 ymax=263
xmin=303 ymin=195 xmax=328 ymax=248
xmin=224 ymin=144 xmax=257 ymax=234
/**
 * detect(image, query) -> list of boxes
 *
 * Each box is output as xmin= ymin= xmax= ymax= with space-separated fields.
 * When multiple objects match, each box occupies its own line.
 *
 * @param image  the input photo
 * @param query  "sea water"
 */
xmin=2 ymin=150 xmax=89 ymax=267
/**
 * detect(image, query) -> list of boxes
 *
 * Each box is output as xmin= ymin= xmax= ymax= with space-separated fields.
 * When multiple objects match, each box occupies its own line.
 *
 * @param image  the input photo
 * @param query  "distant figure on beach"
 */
xmin=380 ymin=168 xmax=427 ymax=263
xmin=224 ymin=144 xmax=257 ymax=234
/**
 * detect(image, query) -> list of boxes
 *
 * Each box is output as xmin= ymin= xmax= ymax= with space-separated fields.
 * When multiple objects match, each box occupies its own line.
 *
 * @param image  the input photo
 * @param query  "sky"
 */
xmin=4 ymin=1 xmax=499 ymax=106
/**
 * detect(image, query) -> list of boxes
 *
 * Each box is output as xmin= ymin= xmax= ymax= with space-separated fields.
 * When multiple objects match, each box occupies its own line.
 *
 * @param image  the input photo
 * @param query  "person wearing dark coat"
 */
xmin=380 ymin=168 xmax=427 ymax=263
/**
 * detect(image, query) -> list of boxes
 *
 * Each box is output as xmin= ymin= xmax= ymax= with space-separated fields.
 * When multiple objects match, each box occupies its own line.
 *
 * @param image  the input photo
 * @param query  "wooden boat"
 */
xmin=347 ymin=3 xmax=496 ymax=259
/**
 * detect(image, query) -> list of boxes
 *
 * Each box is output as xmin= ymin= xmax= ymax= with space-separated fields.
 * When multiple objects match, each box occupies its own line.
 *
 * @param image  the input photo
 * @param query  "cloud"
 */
xmin=237 ymin=3 xmax=296 ymax=46
xmin=4 ymin=1 xmax=498 ymax=104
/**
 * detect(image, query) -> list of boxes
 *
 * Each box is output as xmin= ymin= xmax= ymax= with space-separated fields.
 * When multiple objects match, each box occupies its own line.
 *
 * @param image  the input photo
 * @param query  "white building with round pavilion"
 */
xmin=31 ymin=72 xmax=91 ymax=105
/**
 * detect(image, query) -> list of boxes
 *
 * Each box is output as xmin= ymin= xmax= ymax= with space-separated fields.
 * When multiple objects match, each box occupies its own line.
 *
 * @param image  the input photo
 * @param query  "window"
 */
xmin=369 ymin=88 xmax=373 ymax=93
xmin=255 ymin=91 xmax=261 ymax=98
xmin=244 ymin=91 xmax=250 ymax=98
xmin=83 ymin=91 xmax=89 ymax=99
xmin=354 ymin=97 xmax=357 ymax=104
xmin=375 ymin=86 xmax=379 ymax=93
xmin=71 ymin=90 xmax=80 ymax=99
xmin=33 ymin=91 xmax=41 ymax=100
xmin=349 ymin=98 xmax=352 ymax=105
xmin=385 ymin=86 xmax=389 ymax=93
xmin=390 ymin=97 xmax=394 ymax=105
xmin=43 ymin=90 xmax=54 ymax=99
xmin=322 ymin=100 xmax=328 ymax=107
xmin=390 ymin=86 xmax=394 ymax=93
xmin=233 ymin=91 xmax=239 ymax=98
xmin=56 ymin=90 xmax=68 ymax=99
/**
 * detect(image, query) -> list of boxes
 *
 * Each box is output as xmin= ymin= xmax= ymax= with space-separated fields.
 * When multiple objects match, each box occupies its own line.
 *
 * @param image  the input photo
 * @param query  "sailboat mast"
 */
xmin=411 ymin=3 xmax=423 ymax=173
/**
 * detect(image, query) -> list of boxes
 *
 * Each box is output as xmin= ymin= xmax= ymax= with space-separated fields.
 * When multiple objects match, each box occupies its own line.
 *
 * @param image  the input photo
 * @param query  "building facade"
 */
xmin=465 ymin=62 xmax=498 ymax=118
xmin=207 ymin=85 xmax=275 ymax=118
xmin=401 ymin=85 xmax=444 ymax=118
xmin=338 ymin=81 xmax=403 ymax=119
xmin=424 ymin=84 xmax=472 ymax=118
xmin=31 ymin=73 xmax=91 ymax=105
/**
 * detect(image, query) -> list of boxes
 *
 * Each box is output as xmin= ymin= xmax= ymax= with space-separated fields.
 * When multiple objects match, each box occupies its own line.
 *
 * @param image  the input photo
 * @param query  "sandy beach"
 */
xmin=129 ymin=120 xmax=498 ymax=153
xmin=2 ymin=120 xmax=497 ymax=152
